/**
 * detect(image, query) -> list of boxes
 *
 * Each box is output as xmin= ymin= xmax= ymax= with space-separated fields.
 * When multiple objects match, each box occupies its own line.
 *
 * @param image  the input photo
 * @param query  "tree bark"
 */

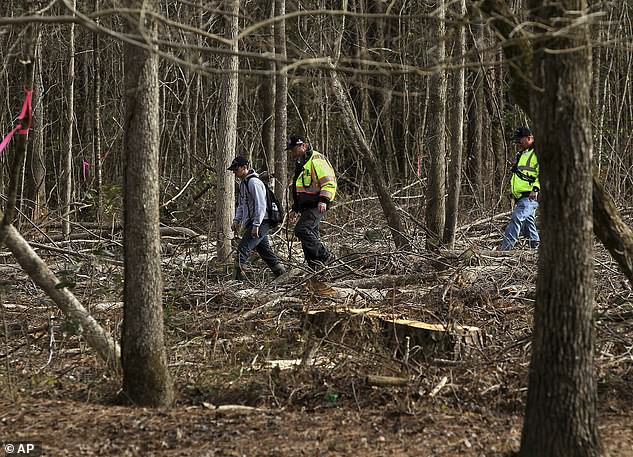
xmin=478 ymin=0 xmax=601 ymax=454
xmin=521 ymin=0 xmax=601 ymax=450
xmin=122 ymin=1 xmax=174 ymax=407
xmin=0 ymin=19 xmax=35 ymax=246
xmin=215 ymin=0 xmax=240 ymax=265
xmin=465 ymin=18 xmax=484 ymax=202
xmin=93 ymin=0 xmax=103 ymax=211
xmin=25 ymin=29 xmax=46 ymax=227
xmin=62 ymin=0 xmax=76 ymax=239
xmin=592 ymin=172 xmax=633 ymax=282
xmin=425 ymin=0 xmax=447 ymax=251
xmin=260 ymin=0 xmax=276 ymax=175
xmin=444 ymin=0 xmax=466 ymax=247
xmin=273 ymin=0 xmax=288 ymax=203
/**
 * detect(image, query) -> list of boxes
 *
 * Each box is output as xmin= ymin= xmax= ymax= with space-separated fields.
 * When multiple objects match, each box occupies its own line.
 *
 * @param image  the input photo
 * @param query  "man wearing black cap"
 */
xmin=501 ymin=126 xmax=540 ymax=250
xmin=286 ymin=135 xmax=337 ymax=270
xmin=228 ymin=156 xmax=286 ymax=280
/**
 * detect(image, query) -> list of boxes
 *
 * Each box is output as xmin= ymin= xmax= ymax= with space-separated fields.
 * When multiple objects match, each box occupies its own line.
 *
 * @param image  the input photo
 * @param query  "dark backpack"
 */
xmin=245 ymin=175 xmax=284 ymax=227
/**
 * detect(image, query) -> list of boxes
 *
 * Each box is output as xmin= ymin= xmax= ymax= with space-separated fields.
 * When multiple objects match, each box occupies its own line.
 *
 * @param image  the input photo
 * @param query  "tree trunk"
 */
xmin=274 ymin=0 xmax=288 ymax=203
xmin=425 ymin=0 xmax=447 ymax=251
xmin=0 ymin=19 xmax=35 ymax=246
xmin=260 ymin=0 xmax=276 ymax=174
xmin=465 ymin=51 xmax=483 ymax=201
xmin=93 ymin=0 xmax=103 ymax=212
xmin=215 ymin=0 xmax=240 ymax=265
xmin=521 ymin=1 xmax=601 ymax=449
xmin=25 ymin=29 xmax=46 ymax=227
xmin=3 ymin=223 xmax=120 ymax=370
xmin=478 ymin=1 xmax=603 ymax=454
xmin=121 ymin=1 xmax=174 ymax=407
xmin=62 ymin=0 xmax=76 ymax=238
xmin=592 ymin=173 xmax=633 ymax=281
xmin=443 ymin=0 xmax=466 ymax=247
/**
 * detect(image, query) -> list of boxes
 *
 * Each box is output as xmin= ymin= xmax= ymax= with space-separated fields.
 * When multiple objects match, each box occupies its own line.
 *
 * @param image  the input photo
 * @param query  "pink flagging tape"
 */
xmin=82 ymin=151 xmax=110 ymax=181
xmin=0 ymin=125 xmax=21 ymax=154
xmin=17 ymin=88 xmax=33 ymax=133
xmin=0 ymin=88 xmax=34 ymax=155
xmin=83 ymin=160 xmax=91 ymax=181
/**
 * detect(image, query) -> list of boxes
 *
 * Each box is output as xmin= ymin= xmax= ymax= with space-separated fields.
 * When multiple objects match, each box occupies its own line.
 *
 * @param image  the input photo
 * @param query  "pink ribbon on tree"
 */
xmin=83 ymin=150 xmax=111 ymax=181
xmin=0 ymin=88 xmax=33 ymax=155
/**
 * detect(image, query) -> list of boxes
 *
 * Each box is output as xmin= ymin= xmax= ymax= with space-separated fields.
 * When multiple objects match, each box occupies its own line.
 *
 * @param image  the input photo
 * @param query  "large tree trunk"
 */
xmin=425 ymin=0 xmax=447 ymax=251
xmin=522 ymin=1 xmax=601 ymax=452
xmin=479 ymin=1 xmax=603 ymax=454
xmin=215 ymin=0 xmax=240 ymax=266
xmin=122 ymin=1 xmax=174 ymax=407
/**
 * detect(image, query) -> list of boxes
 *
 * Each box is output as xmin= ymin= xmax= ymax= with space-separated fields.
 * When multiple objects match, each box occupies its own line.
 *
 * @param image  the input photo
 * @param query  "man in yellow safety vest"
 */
xmin=501 ymin=126 xmax=540 ymax=250
xmin=286 ymin=135 xmax=337 ymax=270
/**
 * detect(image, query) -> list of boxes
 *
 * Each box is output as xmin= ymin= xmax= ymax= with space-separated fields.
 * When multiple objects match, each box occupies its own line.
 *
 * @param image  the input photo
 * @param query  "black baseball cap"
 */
xmin=286 ymin=135 xmax=306 ymax=150
xmin=227 ymin=156 xmax=249 ymax=171
xmin=511 ymin=126 xmax=533 ymax=140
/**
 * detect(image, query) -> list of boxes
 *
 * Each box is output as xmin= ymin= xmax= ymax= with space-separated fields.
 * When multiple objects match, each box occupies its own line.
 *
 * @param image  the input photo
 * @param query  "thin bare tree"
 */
xmin=273 ymin=0 xmax=288 ymax=201
xmin=62 ymin=0 xmax=76 ymax=238
xmin=215 ymin=0 xmax=240 ymax=266
xmin=443 ymin=0 xmax=466 ymax=247
xmin=425 ymin=0 xmax=447 ymax=251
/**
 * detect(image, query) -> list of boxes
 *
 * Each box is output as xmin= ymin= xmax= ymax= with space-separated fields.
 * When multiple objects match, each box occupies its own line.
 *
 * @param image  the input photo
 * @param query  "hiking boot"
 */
xmin=233 ymin=265 xmax=246 ymax=280
xmin=271 ymin=263 xmax=286 ymax=277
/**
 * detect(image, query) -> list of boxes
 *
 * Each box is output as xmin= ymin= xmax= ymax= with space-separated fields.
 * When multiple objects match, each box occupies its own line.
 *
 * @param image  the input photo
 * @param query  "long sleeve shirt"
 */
xmin=233 ymin=170 xmax=267 ymax=227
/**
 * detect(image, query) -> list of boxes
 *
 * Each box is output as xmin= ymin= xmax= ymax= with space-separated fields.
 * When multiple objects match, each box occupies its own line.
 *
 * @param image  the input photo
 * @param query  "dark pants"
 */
xmin=295 ymin=207 xmax=330 ymax=268
xmin=236 ymin=221 xmax=282 ymax=270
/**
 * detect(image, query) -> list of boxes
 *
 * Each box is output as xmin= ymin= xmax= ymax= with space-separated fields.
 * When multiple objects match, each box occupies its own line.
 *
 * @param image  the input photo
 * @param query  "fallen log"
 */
xmin=3 ymin=224 xmax=121 ymax=372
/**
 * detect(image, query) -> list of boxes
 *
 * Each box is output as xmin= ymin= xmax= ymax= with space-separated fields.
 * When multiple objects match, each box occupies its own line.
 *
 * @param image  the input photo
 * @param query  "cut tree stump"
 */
xmin=305 ymin=307 xmax=485 ymax=360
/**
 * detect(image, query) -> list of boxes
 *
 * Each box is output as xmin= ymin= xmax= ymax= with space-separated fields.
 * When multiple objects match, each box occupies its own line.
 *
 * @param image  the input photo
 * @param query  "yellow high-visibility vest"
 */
xmin=510 ymin=148 xmax=539 ymax=199
xmin=295 ymin=151 xmax=337 ymax=203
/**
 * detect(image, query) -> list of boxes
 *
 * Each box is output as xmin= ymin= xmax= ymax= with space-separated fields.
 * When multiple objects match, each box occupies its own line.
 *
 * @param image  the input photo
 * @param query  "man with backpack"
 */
xmin=286 ymin=135 xmax=337 ymax=270
xmin=229 ymin=156 xmax=286 ymax=280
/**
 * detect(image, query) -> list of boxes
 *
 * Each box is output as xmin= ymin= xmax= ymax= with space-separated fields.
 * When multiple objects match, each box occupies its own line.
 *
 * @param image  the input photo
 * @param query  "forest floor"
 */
xmin=1 ymin=202 xmax=632 ymax=456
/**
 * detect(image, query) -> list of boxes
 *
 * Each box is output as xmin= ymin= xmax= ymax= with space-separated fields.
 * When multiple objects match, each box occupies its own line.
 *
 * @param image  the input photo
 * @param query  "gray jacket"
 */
xmin=233 ymin=170 xmax=267 ymax=227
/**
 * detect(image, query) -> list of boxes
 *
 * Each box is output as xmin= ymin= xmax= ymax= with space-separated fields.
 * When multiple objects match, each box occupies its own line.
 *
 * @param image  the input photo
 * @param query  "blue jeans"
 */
xmin=236 ymin=221 xmax=282 ymax=270
xmin=501 ymin=197 xmax=540 ymax=250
